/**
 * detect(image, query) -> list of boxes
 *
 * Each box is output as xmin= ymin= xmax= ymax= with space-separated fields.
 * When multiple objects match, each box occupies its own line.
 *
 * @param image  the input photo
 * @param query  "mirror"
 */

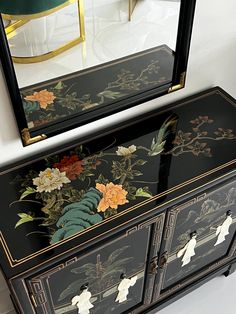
xmin=0 ymin=0 xmax=196 ymax=145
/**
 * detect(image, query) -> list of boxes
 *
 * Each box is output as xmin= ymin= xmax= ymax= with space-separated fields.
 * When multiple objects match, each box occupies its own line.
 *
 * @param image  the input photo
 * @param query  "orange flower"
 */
xmin=53 ymin=155 xmax=84 ymax=181
xmin=24 ymin=89 xmax=56 ymax=109
xmin=96 ymin=182 xmax=129 ymax=212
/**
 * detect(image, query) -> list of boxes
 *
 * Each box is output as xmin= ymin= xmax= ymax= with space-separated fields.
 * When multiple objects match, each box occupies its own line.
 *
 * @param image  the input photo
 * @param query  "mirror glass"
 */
xmin=1 ymin=0 xmax=181 ymax=132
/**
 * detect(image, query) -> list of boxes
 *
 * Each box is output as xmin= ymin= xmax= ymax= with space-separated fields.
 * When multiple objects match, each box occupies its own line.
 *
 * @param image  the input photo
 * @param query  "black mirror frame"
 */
xmin=0 ymin=0 xmax=196 ymax=146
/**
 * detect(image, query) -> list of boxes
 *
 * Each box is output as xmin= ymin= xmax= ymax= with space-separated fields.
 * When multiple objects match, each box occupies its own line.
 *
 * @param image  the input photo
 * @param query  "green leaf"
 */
xmin=95 ymin=174 xmax=109 ymax=185
xmin=148 ymin=139 xmax=165 ymax=156
xmin=20 ymin=187 xmax=37 ymax=200
xmin=15 ymin=213 xmax=34 ymax=228
xmin=111 ymin=161 xmax=126 ymax=180
xmin=104 ymin=208 xmax=117 ymax=219
xmin=54 ymin=81 xmax=64 ymax=90
xmin=136 ymin=159 xmax=147 ymax=166
xmin=127 ymin=194 xmax=136 ymax=200
xmin=135 ymin=188 xmax=153 ymax=198
xmin=132 ymin=170 xmax=143 ymax=177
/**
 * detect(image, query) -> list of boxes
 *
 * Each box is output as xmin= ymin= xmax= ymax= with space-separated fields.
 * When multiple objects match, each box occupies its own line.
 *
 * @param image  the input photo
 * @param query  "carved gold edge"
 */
xmin=168 ymin=72 xmax=186 ymax=93
xmin=21 ymin=128 xmax=47 ymax=146
xmin=1 ymin=163 xmax=235 ymax=269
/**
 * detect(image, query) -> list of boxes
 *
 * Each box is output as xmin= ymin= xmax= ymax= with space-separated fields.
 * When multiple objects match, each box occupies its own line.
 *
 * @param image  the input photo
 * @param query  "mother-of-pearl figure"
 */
xmin=177 ymin=232 xmax=197 ymax=267
xmin=214 ymin=211 xmax=233 ymax=246
xmin=71 ymin=286 xmax=94 ymax=314
xmin=115 ymin=274 xmax=138 ymax=303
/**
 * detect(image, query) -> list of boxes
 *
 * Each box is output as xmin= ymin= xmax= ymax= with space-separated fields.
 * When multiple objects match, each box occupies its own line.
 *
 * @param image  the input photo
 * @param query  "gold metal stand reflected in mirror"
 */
xmin=2 ymin=0 xmax=85 ymax=63
xmin=129 ymin=0 xmax=138 ymax=21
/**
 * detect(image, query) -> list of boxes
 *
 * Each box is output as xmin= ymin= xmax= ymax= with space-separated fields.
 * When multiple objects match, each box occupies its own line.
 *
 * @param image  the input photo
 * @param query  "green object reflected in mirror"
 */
xmin=0 ymin=0 xmax=67 ymax=16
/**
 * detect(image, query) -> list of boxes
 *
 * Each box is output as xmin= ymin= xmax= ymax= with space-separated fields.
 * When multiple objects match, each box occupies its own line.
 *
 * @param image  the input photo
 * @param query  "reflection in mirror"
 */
xmin=4 ymin=1 xmax=180 ymax=85
xmin=0 ymin=0 xmax=197 ymax=147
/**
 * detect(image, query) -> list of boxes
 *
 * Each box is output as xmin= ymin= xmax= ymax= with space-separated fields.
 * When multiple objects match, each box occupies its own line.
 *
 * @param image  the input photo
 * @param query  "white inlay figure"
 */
xmin=115 ymin=275 xmax=138 ymax=303
xmin=71 ymin=287 xmax=94 ymax=314
xmin=214 ymin=211 xmax=233 ymax=246
xmin=177 ymin=232 xmax=197 ymax=267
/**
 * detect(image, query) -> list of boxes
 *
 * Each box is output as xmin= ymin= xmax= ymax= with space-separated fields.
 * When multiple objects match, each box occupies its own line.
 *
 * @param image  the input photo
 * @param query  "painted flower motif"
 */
xmin=191 ymin=141 xmax=208 ymax=156
xmin=173 ymin=131 xmax=192 ymax=145
xmin=190 ymin=116 xmax=214 ymax=125
xmin=116 ymin=145 xmax=137 ymax=157
xmin=96 ymin=182 xmax=129 ymax=212
xmin=24 ymin=89 xmax=56 ymax=109
xmin=147 ymin=61 xmax=160 ymax=74
xmin=33 ymin=168 xmax=71 ymax=193
xmin=214 ymin=128 xmax=236 ymax=139
xmin=53 ymin=155 xmax=84 ymax=181
xmin=33 ymin=119 xmax=51 ymax=127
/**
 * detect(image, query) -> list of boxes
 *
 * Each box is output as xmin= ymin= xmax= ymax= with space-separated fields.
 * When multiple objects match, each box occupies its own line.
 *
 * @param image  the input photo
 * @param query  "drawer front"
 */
xmin=153 ymin=176 xmax=236 ymax=300
xmin=14 ymin=213 xmax=165 ymax=314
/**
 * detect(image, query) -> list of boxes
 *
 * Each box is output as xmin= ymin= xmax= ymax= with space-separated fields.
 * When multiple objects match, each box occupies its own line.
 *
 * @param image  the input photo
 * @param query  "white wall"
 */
xmin=0 ymin=0 xmax=236 ymax=313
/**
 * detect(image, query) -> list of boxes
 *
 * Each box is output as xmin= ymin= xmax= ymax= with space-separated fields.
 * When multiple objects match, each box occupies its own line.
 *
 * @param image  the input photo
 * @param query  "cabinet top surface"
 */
xmin=0 ymin=87 xmax=236 ymax=277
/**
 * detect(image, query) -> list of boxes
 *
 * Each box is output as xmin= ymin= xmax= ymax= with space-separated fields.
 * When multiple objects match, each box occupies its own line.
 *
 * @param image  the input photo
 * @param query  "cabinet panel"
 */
xmin=153 ymin=176 xmax=236 ymax=300
xmin=13 ymin=213 xmax=165 ymax=314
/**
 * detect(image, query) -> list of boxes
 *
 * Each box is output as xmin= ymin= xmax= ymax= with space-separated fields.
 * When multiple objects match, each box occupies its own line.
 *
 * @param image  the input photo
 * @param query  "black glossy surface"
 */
xmin=21 ymin=46 xmax=174 ymax=129
xmin=0 ymin=87 xmax=235 ymax=279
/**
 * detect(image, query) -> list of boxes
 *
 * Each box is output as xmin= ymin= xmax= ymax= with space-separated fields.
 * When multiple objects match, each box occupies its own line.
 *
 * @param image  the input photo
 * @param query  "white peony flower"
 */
xmin=116 ymin=145 xmax=137 ymax=157
xmin=33 ymin=168 xmax=71 ymax=193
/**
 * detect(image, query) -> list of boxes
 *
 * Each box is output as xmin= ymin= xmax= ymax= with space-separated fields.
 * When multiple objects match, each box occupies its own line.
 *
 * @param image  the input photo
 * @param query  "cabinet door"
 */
xmin=20 ymin=213 xmax=165 ymax=314
xmin=153 ymin=176 xmax=236 ymax=301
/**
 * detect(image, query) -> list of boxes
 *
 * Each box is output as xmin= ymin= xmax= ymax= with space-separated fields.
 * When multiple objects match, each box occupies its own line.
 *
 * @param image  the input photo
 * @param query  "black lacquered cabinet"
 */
xmin=154 ymin=175 xmax=236 ymax=302
xmin=1 ymin=87 xmax=236 ymax=313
